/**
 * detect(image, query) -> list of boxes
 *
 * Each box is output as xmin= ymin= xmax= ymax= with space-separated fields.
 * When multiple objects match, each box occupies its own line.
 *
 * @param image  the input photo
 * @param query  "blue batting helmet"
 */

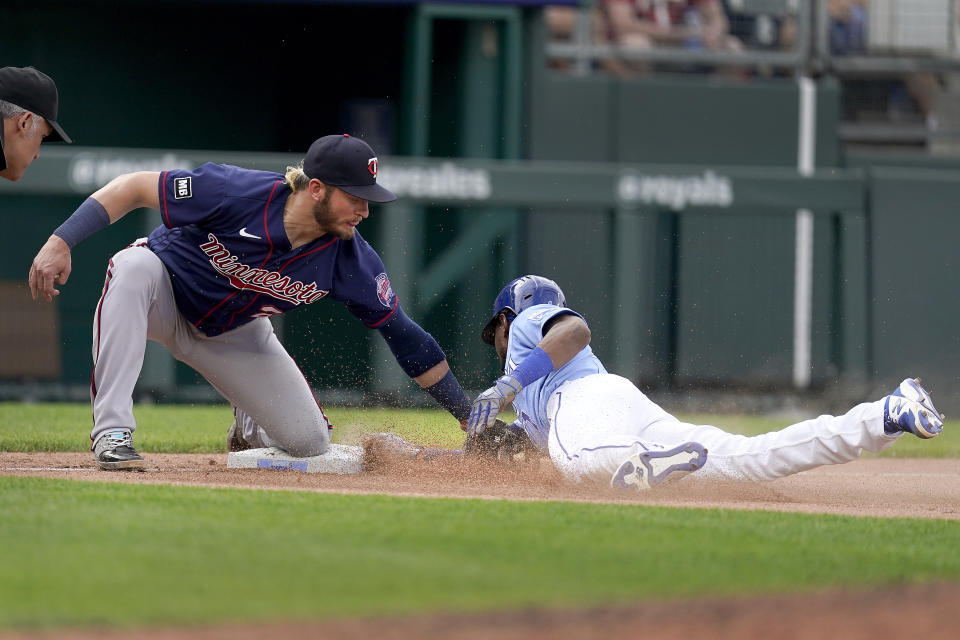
xmin=481 ymin=275 xmax=566 ymax=344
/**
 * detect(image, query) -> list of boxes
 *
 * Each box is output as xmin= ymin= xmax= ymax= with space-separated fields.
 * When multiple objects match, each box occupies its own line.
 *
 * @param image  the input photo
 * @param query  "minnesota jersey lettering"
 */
xmin=199 ymin=234 xmax=329 ymax=305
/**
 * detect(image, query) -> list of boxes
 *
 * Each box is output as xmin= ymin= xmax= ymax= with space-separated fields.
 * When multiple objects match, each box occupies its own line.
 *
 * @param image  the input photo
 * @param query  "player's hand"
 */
xmin=467 ymin=374 xmax=523 ymax=437
xmin=28 ymin=235 xmax=72 ymax=302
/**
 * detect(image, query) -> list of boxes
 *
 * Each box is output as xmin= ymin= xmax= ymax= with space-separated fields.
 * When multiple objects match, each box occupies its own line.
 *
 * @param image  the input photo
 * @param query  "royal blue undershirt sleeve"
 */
xmin=510 ymin=346 xmax=555 ymax=387
xmin=376 ymin=305 xmax=471 ymax=421
xmin=376 ymin=305 xmax=445 ymax=377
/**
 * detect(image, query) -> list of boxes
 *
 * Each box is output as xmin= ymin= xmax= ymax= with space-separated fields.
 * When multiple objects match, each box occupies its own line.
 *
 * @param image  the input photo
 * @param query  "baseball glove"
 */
xmin=462 ymin=419 xmax=535 ymax=462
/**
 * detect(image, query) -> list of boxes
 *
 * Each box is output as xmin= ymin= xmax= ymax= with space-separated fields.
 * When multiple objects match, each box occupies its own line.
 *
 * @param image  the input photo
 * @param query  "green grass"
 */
xmin=0 ymin=475 xmax=957 ymax=629
xmin=0 ymin=403 xmax=470 ymax=453
xmin=0 ymin=403 xmax=231 ymax=453
xmin=1 ymin=402 xmax=956 ymax=630
xmin=1 ymin=402 xmax=956 ymax=457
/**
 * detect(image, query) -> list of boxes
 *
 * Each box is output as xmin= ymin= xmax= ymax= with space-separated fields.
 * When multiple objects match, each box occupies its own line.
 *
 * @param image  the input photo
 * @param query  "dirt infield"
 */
xmin=2 ymin=452 xmax=958 ymax=639
xmin=0 ymin=582 xmax=957 ymax=640
xmin=1 ymin=451 xmax=958 ymax=520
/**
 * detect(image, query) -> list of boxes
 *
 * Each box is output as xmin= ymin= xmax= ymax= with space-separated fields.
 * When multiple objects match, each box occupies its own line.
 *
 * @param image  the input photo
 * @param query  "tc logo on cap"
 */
xmin=368 ymin=158 xmax=378 ymax=178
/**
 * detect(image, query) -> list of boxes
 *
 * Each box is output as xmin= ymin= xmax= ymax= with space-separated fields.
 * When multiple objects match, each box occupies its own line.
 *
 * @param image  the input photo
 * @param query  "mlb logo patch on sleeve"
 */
xmin=174 ymin=177 xmax=192 ymax=199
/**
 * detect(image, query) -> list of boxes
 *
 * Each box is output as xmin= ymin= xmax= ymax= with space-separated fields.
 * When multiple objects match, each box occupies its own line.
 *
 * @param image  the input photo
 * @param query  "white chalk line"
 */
xmin=1 ymin=467 xmax=158 ymax=472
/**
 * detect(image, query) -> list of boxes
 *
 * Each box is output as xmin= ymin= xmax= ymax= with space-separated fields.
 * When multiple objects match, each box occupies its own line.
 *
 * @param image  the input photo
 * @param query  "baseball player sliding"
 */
xmin=28 ymin=134 xmax=472 ymax=471
xmin=466 ymin=275 xmax=945 ymax=490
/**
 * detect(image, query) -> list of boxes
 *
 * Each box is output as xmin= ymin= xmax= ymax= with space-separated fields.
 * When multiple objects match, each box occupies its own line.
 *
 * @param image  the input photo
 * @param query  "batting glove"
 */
xmin=467 ymin=374 xmax=523 ymax=436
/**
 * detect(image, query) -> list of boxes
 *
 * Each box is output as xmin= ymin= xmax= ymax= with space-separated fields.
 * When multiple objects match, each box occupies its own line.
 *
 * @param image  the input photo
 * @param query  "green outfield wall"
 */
xmin=3 ymin=148 xmax=958 ymax=413
xmin=867 ymin=168 xmax=960 ymax=391
xmin=2 ymin=2 xmax=957 ymax=412
xmin=527 ymin=73 xmax=842 ymax=168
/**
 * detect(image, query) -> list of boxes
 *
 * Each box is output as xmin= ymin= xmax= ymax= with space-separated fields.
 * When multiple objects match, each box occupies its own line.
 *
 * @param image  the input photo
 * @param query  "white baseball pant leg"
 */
xmin=546 ymin=374 xmax=900 ymax=484
xmin=91 ymin=244 xmax=329 ymax=456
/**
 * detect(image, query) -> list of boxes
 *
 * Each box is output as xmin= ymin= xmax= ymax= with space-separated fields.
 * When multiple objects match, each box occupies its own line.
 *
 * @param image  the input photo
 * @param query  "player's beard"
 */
xmin=312 ymin=188 xmax=354 ymax=240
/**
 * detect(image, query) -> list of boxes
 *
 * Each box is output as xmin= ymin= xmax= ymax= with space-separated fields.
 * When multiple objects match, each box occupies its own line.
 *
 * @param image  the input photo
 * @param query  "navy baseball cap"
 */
xmin=303 ymin=134 xmax=396 ymax=203
xmin=0 ymin=66 xmax=71 ymax=143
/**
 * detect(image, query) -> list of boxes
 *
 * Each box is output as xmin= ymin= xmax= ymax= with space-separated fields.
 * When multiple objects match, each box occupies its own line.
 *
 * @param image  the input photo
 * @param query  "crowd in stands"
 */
xmin=546 ymin=1 xmax=780 ymax=70
xmin=545 ymin=1 xmax=949 ymax=135
xmin=545 ymin=0 xmax=881 ymax=66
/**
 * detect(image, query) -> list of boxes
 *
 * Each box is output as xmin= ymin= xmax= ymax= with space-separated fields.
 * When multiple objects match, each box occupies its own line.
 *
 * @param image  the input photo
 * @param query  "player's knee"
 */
xmin=279 ymin=421 xmax=330 ymax=458
xmin=285 ymin=439 xmax=328 ymax=458
xmin=107 ymin=247 xmax=164 ymax=294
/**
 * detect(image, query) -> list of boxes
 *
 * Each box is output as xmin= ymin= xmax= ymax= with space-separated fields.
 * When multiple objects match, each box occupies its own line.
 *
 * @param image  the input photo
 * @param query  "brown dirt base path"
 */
xmin=1 ymin=452 xmax=958 ymax=519
xmin=1 ymin=584 xmax=958 ymax=640
xmin=1 ymin=452 xmax=958 ymax=639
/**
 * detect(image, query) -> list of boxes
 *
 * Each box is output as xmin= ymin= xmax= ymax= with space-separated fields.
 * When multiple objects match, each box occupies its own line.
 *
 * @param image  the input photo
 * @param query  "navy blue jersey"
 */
xmin=147 ymin=163 xmax=399 ymax=336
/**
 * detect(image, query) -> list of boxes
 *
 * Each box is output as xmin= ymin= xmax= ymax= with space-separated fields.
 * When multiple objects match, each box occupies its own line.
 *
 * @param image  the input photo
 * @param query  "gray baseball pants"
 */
xmin=90 ymin=243 xmax=330 ymax=456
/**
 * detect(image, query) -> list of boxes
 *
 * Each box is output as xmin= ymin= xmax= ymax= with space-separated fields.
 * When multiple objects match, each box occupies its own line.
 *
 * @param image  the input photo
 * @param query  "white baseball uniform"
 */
xmin=505 ymin=304 xmax=901 ymax=485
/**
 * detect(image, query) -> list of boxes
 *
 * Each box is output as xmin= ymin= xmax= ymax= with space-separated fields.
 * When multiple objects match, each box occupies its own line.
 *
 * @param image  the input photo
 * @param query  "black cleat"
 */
xmin=226 ymin=422 xmax=253 ymax=452
xmin=93 ymin=430 xmax=146 ymax=471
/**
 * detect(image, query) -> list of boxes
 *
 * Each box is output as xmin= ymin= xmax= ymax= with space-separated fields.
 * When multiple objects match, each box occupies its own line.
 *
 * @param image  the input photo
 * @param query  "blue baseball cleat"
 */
xmin=884 ymin=378 xmax=945 ymax=439
xmin=611 ymin=442 xmax=708 ymax=491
